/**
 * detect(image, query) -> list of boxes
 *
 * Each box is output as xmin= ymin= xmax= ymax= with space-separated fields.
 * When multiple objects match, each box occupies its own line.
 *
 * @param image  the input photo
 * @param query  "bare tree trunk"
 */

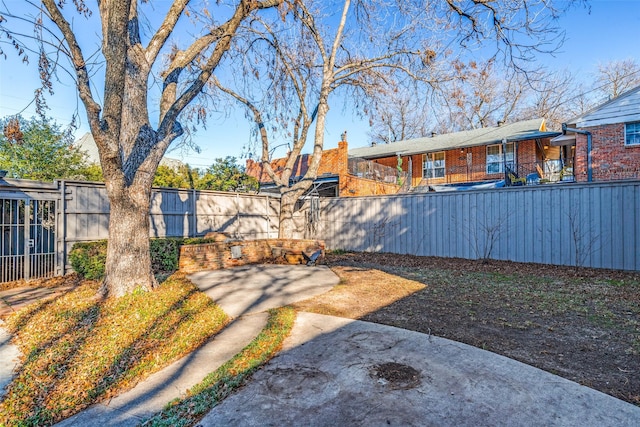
xmin=278 ymin=188 xmax=305 ymax=238
xmin=100 ymin=178 xmax=157 ymax=298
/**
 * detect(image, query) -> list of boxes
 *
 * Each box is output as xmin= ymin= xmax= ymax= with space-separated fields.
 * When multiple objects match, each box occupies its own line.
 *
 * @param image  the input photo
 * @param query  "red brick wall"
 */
xmin=339 ymin=175 xmax=401 ymax=196
xmin=179 ymin=239 xmax=325 ymax=273
xmin=373 ymin=155 xmax=422 ymax=186
xmin=574 ymin=123 xmax=640 ymax=182
xmin=246 ymin=142 xmax=347 ymax=183
xmin=318 ymin=141 xmax=348 ymax=177
xmin=372 ymin=140 xmax=542 ymax=185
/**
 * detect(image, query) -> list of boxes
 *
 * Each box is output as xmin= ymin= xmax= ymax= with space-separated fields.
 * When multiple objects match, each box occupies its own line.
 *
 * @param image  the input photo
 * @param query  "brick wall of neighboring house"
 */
xmin=372 ymin=156 xmax=399 ymax=170
xmin=179 ymin=238 xmax=325 ymax=273
xmin=574 ymin=123 xmax=640 ymax=182
xmin=246 ymin=141 xmax=348 ymax=183
xmin=371 ymin=140 xmax=542 ymax=186
xmin=318 ymin=141 xmax=348 ymax=177
xmin=516 ymin=140 xmax=539 ymax=171
xmin=339 ymin=174 xmax=401 ymax=196
xmin=246 ymin=140 xmax=404 ymax=197
xmin=371 ymin=155 xmax=420 ymax=185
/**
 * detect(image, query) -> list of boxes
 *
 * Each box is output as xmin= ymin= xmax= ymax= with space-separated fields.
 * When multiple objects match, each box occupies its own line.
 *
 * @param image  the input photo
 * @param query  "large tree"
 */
xmin=0 ymin=0 xmax=280 ymax=297
xmin=217 ymin=0 xmax=580 ymax=237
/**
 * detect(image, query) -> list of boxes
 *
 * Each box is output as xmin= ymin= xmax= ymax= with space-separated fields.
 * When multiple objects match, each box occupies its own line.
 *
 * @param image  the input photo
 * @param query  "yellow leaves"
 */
xmin=0 ymin=274 xmax=228 ymax=426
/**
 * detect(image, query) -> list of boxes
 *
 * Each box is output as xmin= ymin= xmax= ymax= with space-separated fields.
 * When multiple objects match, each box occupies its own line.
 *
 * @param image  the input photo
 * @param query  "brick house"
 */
xmin=349 ymin=119 xmax=562 ymax=190
xmin=246 ymin=140 xmax=406 ymax=197
xmin=560 ymin=85 xmax=640 ymax=182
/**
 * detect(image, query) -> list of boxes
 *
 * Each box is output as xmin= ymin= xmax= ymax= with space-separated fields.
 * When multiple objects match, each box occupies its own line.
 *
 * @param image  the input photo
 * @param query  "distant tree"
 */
xmin=368 ymin=84 xmax=434 ymax=144
xmin=433 ymin=59 xmax=528 ymax=132
xmin=0 ymin=115 xmax=87 ymax=181
xmin=75 ymin=163 xmax=104 ymax=182
xmin=199 ymin=157 xmax=258 ymax=192
xmin=152 ymin=158 xmax=257 ymax=192
xmin=593 ymin=58 xmax=640 ymax=100
xmin=153 ymin=164 xmax=198 ymax=189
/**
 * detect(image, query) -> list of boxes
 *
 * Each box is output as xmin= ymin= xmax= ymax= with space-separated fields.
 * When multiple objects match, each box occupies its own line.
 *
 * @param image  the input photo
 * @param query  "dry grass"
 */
xmin=0 ymin=273 xmax=229 ymax=427
xmin=292 ymin=266 xmax=425 ymax=318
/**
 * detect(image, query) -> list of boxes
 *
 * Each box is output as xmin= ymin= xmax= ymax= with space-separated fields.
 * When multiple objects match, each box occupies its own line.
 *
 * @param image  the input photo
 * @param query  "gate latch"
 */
xmin=28 ymin=239 xmax=35 ymax=248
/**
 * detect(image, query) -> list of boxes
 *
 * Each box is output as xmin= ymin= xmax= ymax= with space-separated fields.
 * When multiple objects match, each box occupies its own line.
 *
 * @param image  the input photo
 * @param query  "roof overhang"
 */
xmin=258 ymin=174 xmax=339 ymax=197
xmin=549 ymin=134 xmax=576 ymax=146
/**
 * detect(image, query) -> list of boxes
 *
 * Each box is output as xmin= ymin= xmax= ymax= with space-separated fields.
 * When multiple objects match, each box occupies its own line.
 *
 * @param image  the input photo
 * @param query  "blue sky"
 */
xmin=0 ymin=0 xmax=639 ymax=168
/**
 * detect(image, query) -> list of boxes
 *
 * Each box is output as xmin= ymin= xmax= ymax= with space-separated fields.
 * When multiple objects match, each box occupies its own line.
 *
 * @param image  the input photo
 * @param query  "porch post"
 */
xmin=502 ymin=138 xmax=508 ymax=185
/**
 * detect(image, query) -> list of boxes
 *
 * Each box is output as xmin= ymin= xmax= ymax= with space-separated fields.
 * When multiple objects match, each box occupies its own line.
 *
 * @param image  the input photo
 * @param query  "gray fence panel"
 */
xmin=3 ymin=178 xmax=639 ymax=283
xmin=314 ymin=181 xmax=640 ymax=271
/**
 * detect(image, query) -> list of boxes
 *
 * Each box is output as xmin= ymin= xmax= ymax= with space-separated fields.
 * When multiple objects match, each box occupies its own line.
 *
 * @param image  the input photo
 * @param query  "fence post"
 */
xmin=191 ymin=189 xmax=197 ymax=238
xmin=266 ymin=196 xmax=270 ymax=239
xmin=23 ymin=201 xmax=31 ymax=280
xmin=57 ymin=180 xmax=66 ymax=276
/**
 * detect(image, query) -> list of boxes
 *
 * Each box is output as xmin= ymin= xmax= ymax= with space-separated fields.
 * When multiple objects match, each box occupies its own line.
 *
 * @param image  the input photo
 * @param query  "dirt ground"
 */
xmin=293 ymin=252 xmax=640 ymax=406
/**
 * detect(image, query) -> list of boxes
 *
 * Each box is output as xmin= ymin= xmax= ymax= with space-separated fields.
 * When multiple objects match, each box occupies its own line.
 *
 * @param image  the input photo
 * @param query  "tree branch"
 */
xmin=41 ymin=0 xmax=101 ymax=133
xmin=145 ymin=0 xmax=191 ymax=66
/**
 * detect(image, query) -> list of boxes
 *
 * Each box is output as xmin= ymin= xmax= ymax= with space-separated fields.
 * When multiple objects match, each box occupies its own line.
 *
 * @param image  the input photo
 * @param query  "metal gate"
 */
xmin=1 ymin=198 xmax=57 ymax=283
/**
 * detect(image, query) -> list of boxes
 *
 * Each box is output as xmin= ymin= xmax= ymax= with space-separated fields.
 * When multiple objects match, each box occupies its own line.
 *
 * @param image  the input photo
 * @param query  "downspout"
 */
xmin=562 ymin=123 xmax=592 ymax=182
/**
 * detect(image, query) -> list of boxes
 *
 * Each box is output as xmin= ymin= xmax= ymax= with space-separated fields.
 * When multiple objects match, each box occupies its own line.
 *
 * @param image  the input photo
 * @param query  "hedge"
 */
xmin=69 ymin=237 xmax=215 ymax=280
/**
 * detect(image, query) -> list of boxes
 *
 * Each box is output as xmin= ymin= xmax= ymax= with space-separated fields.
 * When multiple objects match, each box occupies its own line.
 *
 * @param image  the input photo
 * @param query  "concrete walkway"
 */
xmin=187 ymin=264 xmax=340 ymax=318
xmin=0 ymin=319 xmax=20 ymax=399
xmin=201 ymin=312 xmax=640 ymax=427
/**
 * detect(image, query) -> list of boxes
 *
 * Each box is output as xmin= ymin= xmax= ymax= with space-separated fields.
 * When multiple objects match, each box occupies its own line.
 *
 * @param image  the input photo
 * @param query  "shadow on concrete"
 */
xmin=188 ymin=264 xmax=339 ymax=318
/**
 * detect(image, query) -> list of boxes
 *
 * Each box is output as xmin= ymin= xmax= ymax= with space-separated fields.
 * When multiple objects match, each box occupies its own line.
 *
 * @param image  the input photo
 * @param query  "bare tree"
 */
xmin=368 ymin=83 xmax=435 ymax=144
xmin=515 ymin=68 xmax=586 ymax=129
xmin=431 ymin=59 xmax=531 ymax=132
xmin=464 ymin=208 xmax=508 ymax=262
xmin=593 ymin=58 xmax=640 ymax=100
xmin=218 ymin=0 xmax=436 ymax=237
xmin=218 ymin=0 xmax=578 ymax=237
xmin=0 ymin=1 xmax=281 ymax=297
xmin=566 ymin=206 xmax=599 ymax=269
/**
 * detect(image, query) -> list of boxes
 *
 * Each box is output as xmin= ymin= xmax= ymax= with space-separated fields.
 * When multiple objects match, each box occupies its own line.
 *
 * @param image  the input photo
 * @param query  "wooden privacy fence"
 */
xmin=2 ymin=178 xmax=639 ymax=283
xmin=304 ymin=180 xmax=640 ymax=271
xmin=0 ymin=179 xmax=280 ymax=282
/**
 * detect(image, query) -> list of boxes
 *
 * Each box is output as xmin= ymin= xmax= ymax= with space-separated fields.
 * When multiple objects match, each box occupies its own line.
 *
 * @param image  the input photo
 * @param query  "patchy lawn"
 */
xmin=0 ymin=273 xmax=229 ymax=427
xmin=294 ymin=252 xmax=640 ymax=406
xmin=142 ymin=306 xmax=296 ymax=427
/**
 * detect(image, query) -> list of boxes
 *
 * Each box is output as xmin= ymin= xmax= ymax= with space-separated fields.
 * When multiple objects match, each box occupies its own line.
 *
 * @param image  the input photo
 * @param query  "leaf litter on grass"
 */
xmin=0 ymin=273 xmax=229 ymax=427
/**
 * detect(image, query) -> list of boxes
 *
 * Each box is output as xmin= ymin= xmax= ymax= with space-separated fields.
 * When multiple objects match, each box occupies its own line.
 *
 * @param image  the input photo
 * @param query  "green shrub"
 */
xmin=69 ymin=240 xmax=108 ymax=280
xmin=69 ymin=237 xmax=218 ymax=279
xmin=150 ymin=238 xmax=183 ymax=274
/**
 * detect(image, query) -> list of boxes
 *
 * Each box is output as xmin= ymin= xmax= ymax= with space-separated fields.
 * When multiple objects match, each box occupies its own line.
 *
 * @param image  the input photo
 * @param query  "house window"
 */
xmin=423 ymin=152 xmax=445 ymax=178
xmin=626 ymin=122 xmax=640 ymax=146
xmin=486 ymin=143 xmax=514 ymax=174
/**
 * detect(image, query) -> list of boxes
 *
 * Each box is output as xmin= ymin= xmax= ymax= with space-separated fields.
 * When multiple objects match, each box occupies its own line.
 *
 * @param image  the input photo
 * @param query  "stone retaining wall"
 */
xmin=179 ymin=239 xmax=325 ymax=273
